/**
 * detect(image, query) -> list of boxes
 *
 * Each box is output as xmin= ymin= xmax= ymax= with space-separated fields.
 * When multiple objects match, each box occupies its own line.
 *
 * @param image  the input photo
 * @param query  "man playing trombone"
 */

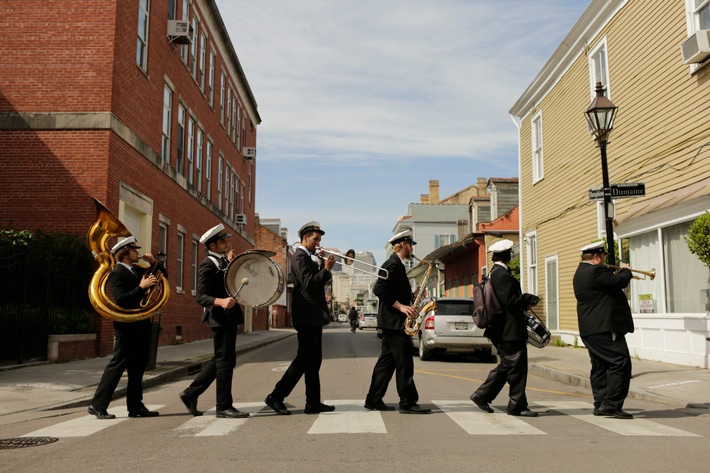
xmin=573 ymin=240 xmax=635 ymax=419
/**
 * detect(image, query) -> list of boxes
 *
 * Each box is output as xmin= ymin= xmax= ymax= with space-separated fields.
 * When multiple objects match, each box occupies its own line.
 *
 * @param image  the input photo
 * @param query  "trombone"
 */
xmin=316 ymin=246 xmax=389 ymax=280
xmin=605 ymin=264 xmax=656 ymax=280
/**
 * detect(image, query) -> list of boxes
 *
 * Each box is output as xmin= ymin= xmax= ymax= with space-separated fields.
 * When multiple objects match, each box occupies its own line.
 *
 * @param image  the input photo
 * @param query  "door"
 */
xmin=545 ymin=256 xmax=559 ymax=330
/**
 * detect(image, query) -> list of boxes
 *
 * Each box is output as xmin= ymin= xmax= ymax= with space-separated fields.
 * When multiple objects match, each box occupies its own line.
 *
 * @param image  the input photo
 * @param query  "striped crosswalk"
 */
xmin=19 ymin=399 xmax=700 ymax=439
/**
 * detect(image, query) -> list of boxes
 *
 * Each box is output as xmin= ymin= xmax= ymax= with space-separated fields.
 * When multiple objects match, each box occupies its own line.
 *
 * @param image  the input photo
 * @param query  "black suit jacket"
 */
xmin=485 ymin=264 xmax=538 ymax=344
xmin=289 ymin=248 xmax=331 ymax=328
xmin=373 ymin=253 xmax=412 ymax=330
xmin=197 ymin=254 xmax=244 ymax=328
xmin=573 ymin=262 xmax=634 ymax=337
xmin=107 ymin=264 xmax=152 ymax=335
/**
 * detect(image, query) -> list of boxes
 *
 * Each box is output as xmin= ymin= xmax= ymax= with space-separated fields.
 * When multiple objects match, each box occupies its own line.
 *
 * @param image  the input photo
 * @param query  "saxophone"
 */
xmin=403 ymin=256 xmax=435 ymax=336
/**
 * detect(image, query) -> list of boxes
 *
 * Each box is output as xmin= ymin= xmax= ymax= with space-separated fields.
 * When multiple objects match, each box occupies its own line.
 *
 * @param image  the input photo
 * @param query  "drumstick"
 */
xmin=232 ymin=277 xmax=250 ymax=299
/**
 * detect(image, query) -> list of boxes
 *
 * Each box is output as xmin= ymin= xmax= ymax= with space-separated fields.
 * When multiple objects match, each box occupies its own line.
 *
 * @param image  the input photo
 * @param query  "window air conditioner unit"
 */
xmin=681 ymin=30 xmax=710 ymax=64
xmin=167 ymin=20 xmax=192 ymax=45
xmin=236 ymin=214 xmax=247 ymax=225
xmin=242 ymin=147 xmax=256 ymax=159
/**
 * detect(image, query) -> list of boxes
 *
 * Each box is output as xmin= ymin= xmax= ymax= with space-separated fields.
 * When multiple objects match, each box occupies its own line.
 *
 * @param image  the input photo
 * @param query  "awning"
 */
xmin=615 ymin=177 xmax=710 ymax=226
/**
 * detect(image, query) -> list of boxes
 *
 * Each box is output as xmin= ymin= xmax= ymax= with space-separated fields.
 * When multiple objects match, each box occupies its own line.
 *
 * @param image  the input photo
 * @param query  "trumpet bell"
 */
xmin=343 ymin=249 xmax=356 ymax=266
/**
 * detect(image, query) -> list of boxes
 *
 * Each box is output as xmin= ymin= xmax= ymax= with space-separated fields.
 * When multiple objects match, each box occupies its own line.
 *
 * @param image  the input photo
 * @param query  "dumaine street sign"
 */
xmin=589 ymin=182 xmax=645 ymax=201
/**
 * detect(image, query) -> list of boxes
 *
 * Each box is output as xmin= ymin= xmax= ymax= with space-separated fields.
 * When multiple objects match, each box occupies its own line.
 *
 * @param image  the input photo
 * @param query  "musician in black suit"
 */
xmin=471 ymin=239 xmax=539 ymax=417
xmin=364 ymin=230 xmax=431 ymax=414
xmin=573 ymin=240 xmax=634 ymax=419
xmin=179 ymin=224 xmax=249 ymax=419
xmin=88 ymin=236 xmax=161 ymax=419
xmin=264 ymin=221 xmax=336 ymax=415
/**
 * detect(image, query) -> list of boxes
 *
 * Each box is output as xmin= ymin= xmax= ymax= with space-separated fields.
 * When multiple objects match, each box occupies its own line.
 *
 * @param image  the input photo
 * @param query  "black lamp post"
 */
xmin=585 ymin=82 xmax=618 ymax=266
xmin=157 ymin=250 xmax=167 ymax=267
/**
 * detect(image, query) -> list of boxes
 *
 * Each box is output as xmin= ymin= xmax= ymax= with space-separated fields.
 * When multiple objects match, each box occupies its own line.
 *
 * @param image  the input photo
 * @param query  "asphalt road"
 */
xmin=1 ymin=325 xmax=708 ymax=473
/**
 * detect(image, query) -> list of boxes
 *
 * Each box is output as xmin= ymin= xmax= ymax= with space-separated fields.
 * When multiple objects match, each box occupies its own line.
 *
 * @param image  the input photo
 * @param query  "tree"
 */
xmin=686 ymin=211 xmax=710 ymax=268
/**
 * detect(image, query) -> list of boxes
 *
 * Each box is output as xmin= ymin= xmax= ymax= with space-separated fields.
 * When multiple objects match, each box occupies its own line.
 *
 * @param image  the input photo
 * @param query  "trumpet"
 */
xmin=605 ymin=264 xmax=656 ymax=280
xmin=315 ymin=246 xmax=389 ymax=280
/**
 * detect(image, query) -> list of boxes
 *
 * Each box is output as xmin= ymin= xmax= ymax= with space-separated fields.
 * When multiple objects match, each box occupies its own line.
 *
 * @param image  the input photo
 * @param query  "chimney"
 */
xmin=477 ymin=178 xmax=488 ymax=196
xmin=429 ymin=180 xmax=440 ymax=204
xmin=420 ymin=194 xmax=429 ymax=203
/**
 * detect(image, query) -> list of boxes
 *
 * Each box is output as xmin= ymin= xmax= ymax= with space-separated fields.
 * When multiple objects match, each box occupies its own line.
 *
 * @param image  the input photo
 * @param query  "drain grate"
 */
xmin=0 ymin=437 xmax=59 ymax=449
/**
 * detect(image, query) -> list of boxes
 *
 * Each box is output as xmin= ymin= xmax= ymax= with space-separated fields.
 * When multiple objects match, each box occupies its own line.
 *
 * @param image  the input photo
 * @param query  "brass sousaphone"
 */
xmin=87 ymin=198 xmax=170 ymax=322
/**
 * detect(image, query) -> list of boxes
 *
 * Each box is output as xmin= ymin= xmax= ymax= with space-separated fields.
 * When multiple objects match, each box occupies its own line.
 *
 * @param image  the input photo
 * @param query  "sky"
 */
xmin=215 ymin=0 xmax=591 ymax=265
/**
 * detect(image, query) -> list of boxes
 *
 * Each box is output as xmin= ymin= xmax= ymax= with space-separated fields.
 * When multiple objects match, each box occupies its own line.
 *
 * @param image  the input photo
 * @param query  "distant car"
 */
xmin=410 ymin=297 xmax=494 ymax=361
xmin=337 ymin=313 xmax=347 ymax=323
xmin=358 ymin=312 xmax=378 ymax=330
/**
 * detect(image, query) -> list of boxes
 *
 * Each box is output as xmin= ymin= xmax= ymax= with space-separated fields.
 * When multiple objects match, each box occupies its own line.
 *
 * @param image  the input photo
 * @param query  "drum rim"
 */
xmin=224 ymin=252 xmax=285 ymax=307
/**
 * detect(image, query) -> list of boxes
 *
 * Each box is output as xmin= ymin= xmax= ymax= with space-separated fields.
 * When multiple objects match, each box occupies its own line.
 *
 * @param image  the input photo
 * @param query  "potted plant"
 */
xmin=686 ymin=211 xmax=710 ymax=312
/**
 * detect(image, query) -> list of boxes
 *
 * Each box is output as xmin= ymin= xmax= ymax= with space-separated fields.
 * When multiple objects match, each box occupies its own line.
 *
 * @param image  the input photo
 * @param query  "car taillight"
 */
xmin=361 ymin=316 xmax=365 ymax=321
xmin=423 ymin=316 xmax=435 ymax=330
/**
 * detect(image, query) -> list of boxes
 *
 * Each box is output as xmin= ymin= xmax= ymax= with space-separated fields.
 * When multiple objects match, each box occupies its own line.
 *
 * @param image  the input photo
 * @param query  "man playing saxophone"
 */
xmin=364 ymin=230 xmax=431 ymax=414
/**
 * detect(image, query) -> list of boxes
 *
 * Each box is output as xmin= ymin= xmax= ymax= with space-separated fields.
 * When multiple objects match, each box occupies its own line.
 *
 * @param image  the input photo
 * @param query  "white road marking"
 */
xmin=433 ymin=400 xmax=546 ymax=435
xmin=535 ymin=400 xmax=700 ymax=437
xmin=172 ymin=402 xmax=264 ymax=437
xmin=22 ymin=405 xmax=164 ymax=438
xmin=307 ymin=400 xmax=387 ymax=434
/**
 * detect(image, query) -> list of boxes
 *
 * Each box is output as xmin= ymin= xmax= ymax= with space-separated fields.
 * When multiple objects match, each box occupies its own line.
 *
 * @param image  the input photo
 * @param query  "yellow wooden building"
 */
xmin=510 ymin=0 xmax=710 ymax=367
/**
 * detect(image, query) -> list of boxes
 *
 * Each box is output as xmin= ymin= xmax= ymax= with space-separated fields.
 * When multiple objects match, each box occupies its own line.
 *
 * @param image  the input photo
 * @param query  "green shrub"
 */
xmin=687 ymin=212 xmax=710 ymax=268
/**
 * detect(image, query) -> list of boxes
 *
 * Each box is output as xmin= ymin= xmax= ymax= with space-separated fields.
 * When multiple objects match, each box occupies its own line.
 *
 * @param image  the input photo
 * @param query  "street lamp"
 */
xmin=157 ymin=251 xmax=167 ymax=266
xmin=585 ymin=82 xmax=618 ymax=266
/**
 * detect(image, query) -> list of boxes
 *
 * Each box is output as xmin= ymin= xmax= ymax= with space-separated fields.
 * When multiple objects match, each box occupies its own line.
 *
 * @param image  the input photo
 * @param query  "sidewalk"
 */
xmin=0 ymin=328 xmax=296 ymax=416
xmin=1 ymin=329 xmax=709 ymax=417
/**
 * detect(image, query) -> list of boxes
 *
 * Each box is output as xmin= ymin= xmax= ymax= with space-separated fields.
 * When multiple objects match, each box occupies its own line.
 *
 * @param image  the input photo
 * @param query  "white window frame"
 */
xmin=205 ymin=139 xmax=213 ymax=200
xmin=525 ymin=231 xmax=538 ymax=295
xmin=195 ymin=127 xmax=203 ymax=193
xmin=190 ymin=16 xmax=199 ymax=79
xmin=176 ymin=103 xmax=186 ymax=174
xmin=588 ymin=38 xmax=611 ymax=99
xmin=685 ymin=0 xmax=710 ymax=73
xmin=176 ymin=230 xmax=185 ymax=292
xmin=187 ymin=116 xmax=195 ymax=185
xmin=220 ymin=72 xmax=226 ymax=126
xmin=531 ymin=111 xmax=544 ymax=183
xmin=544 ymin=254 xmax=559 ymax=331
xmin=161 ymin=85 xmax=172 ymax=163
xmin=208 ymin=50 xmax=216 ymax=108
xmin=191 ymin=239 xmax=199 ymax=295
xmin=217 ymin=154 xmax=224 ymax=210
xmin=180 ymin=0 xmax=189 ymax=64
xmin=199 ymin=32 xmax=207 ymax=92
xmin=136 ymin=0 xmax=149 ymax=72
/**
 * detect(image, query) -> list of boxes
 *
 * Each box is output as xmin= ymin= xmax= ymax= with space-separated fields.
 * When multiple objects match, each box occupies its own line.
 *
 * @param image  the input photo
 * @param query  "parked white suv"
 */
xmin=410 ymin=297 xmax=494 ymax=361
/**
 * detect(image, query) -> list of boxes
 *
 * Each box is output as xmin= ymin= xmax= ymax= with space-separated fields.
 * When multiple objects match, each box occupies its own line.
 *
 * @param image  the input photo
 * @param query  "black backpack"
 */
xmin=472 ymin=275 xmax=503 ymax=329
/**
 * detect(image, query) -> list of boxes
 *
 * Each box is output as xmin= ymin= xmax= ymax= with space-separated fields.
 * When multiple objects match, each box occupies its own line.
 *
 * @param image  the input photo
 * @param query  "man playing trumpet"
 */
xmin=573 ymin=240 xmax=635 ymax=419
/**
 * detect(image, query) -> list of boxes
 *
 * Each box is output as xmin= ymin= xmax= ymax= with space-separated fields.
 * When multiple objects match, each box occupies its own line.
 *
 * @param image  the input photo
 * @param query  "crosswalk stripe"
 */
xmin=535 ymin=400 xmax=700 ymax=437
xmin=22 ymin=405 xmax=164 ymax=438
xmin=172 ymin=402 xmax=264 ymax=437
xmin=307 ymin=400 xmax=387 ymax=434
xmin=433 ymin=400 xmax=546 ymax=435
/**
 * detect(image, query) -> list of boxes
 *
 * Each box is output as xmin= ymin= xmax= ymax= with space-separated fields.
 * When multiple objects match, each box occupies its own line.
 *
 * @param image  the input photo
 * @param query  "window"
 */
xmin=220 ymin=73 xmax=226 ymax=126
xmin=176 ymin=231 xmax=185 ymax=291
xmin=625 ymin=220 xmax=707 ymax=313
xmin=208 ymin=50 xmax=216 ymax=107
xmin=190 ymin=17 xmax=199 ymax=78
xmin=191 ymin=239 xmax=199 ymax=295
xmin=224 ymin=164 xmax=230 ymax=213
xmin=236 ymin=105 xmax=241 ymax=149
xmin=199 ymin=32 xmax=207 ymax=92
xmin=240 ymin=182 xmax=245 ymax=214
xmin=248 ymin=161 xmax=252 ymax=205
xmin=230 ymin=169 xmax=236 ymax=218
xmin=531 ymin=112 xmax=543 ymax=183
xmin=187 ymin=117 xmax=195 ymax=185
xmin=217 ymin=154 xmax=224 ymax=210
xmin=176 ymin=104 xmax=185 ymax=174
xmin=690 ymin=0 xmax=710 ymax=31
xmin=226 ymin=87 xmax=232 ymax=134
xmin=159 ymin=223 xmax=168 ymax=264
xmin=231 ymin=97 xmax=237 ymax=142
xmin=205 ymin=140 xmax=212 ymax=200
xmin=161 ymin=85 xmax=172 ymax=163
xmin=195 ymin=127 xmax=203 ymax=192
xmin=180 ymin=0 xmax=189 ymax=64
xmin=136 ymin=0 xmax=149 ymax=72
xmin=168 ymin=0 xmax=176 ymax=20
xmin=434 ymin=234 xmax=456 ymax=249
xmin=588 ymin=39 xmax=610 ymax=98
xmin=525 ymin=232 xmax=538 ymax=295
xmin=545 ymin=255 xmax=559 ymax=330
xmin=234 ymin=177 xmax=240 ymax=217
xmin=490 ymin=183 xmax=498 ymax=218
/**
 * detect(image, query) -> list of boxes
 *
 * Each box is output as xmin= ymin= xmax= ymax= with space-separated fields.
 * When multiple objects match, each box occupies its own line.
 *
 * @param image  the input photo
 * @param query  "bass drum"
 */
xmin=224 ymin=250 xmax=285 ymax=307
xmin=525 ymin=310 xmax=551 ymax=348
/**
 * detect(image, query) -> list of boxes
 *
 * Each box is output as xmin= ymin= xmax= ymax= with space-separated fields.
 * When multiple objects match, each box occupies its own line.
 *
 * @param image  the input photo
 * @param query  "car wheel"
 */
xmin=418 ymin=335 xmax=432 ymax=361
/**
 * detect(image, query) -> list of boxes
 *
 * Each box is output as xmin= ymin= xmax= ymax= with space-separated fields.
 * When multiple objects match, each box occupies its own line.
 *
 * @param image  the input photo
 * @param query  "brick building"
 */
xmin=0 ymin=1 xmax=263 ymax=355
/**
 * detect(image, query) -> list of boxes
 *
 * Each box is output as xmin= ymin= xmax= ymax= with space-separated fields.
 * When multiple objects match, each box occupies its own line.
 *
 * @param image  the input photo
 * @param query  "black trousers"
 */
xmin=365 ymin=329 xmax=419 ymax=408
xmin=91 ymin=321 xmax=151 ymax=412
xmin=475 ymin=340 xmax=529 ymax=413
xmin=582 ymin=332 xmax=632 ymax=411
xmin=271 ymin=326 xmax=323 ymax=404
xmin=183 ymin=326 xmax=237 ymax=411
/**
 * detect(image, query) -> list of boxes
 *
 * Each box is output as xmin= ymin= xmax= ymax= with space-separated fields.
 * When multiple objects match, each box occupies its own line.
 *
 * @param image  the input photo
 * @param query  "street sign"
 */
xmin=589 ymin=183 xmax=645 ymax=200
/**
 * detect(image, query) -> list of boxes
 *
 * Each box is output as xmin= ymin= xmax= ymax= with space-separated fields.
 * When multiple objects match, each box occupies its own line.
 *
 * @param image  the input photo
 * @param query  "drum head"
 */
xmin=224 ymin=251 xmax=285 ymax=307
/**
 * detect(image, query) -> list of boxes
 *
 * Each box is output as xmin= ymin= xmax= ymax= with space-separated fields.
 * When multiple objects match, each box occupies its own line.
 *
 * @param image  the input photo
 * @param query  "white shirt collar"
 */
xmin=494 ymin=261 xmax=508 ymax=270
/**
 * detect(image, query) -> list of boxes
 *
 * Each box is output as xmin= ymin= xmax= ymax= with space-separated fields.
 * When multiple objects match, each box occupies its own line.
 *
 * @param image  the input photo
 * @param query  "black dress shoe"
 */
xmin=305 ymin=402 xmax=336 ymax=414
xmin=596 ymin=408 xmax=633 ymax=419
xmin=179 ymin=390 xmax=203 ymax=416
xmin=264 ymin=394 xmax=291 ymax=415
xmin=470 ymin=393 xmax=494 ymax=413
xmin=128 ymin=405 xmax=160 ymax=418
xmin=216 ymin=407 xmax=250 ymax=419
xmin=399 ymin=404 xmax=432 ymax=414
xmin=508 ymin=409 xmax=539 ymax=417
xmin=88 ymin=405 xmax=116 ymax=420
xmin=364 ymin=401 xmax=396 ymax=411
